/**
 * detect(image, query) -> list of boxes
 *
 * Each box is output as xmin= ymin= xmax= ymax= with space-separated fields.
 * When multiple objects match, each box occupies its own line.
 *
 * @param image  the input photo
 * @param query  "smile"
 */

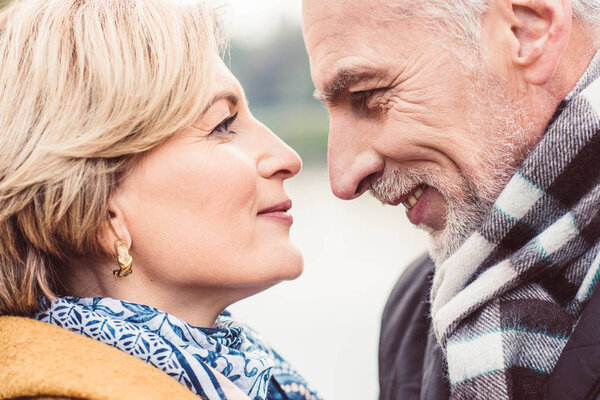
xmin=403 ymin=186 xmax=425 ymax=210
xmin=387 ymin=185 xmax=426 ymax=210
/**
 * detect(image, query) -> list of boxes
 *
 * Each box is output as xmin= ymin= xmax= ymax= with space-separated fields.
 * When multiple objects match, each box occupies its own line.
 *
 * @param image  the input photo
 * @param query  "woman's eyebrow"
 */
xmin=201 ymin=91 xmax=239 ymax=115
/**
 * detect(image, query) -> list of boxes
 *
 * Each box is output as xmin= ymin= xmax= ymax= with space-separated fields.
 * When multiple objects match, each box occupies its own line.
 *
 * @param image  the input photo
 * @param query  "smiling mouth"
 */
xmin=386 ymin=184 xmax=426 ymax=210
xmin=402 ymin=186 xmax=425 ymax=210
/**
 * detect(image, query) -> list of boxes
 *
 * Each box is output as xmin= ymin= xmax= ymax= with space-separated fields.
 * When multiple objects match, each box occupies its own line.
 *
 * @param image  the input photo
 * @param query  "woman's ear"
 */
xmin=508 ymin=0 xmax=572 ymax=85
xmin=97 ymin=197 xmax=132 ymax=256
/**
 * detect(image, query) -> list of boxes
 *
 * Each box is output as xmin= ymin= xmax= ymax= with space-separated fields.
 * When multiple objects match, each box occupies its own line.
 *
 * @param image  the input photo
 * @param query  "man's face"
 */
xmin=303 ymin=1 xmax=535 ymax=263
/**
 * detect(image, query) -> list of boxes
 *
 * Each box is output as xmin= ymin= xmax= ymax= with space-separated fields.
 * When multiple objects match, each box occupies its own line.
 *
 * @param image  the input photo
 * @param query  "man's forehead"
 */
xmin=303 ymin=0 xmax=357 ymax=20
xmin=303 ymin=0 xmax=394 ymax=29
xmin=303 ymin=2 xmax=393 ymax=74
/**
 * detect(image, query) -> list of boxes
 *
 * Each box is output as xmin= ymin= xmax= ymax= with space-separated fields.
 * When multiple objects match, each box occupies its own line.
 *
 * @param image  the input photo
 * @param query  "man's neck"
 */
xmin=521 ymin=22 xmax=598 ymax=149
xmin=547 ymin=22 xmax=598 ymax=109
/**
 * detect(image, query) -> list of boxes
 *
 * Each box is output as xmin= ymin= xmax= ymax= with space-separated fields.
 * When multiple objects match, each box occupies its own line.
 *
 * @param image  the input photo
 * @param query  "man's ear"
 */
xmin=97 ymin=197 xmax=132 ymax=256
xmin=508 ymin=0 xmax=572 ymax=85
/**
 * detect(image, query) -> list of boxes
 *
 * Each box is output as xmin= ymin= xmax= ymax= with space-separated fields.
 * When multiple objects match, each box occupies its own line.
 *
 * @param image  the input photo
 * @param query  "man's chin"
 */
xmin=420 ymin=206 xmax=488 ymax=266
xmin=426 ymin=230 xmax=461 ymax=266
xmin=414 ymin=223 xmax=454 ymax=266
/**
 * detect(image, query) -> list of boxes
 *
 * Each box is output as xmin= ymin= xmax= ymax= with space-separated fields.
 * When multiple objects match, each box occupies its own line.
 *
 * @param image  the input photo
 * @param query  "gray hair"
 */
xmin=384 ymin=0 xmax=600 ymax=48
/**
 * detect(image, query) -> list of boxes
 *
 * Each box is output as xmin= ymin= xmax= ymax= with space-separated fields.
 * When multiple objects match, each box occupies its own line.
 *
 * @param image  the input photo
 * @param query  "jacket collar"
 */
xmin=546 ymin=283 xmax=600 ymax=399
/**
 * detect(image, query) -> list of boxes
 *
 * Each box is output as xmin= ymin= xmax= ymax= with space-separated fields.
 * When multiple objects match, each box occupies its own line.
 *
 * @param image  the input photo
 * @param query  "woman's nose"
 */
xmin=257 ymin=126 xmax=302 ymax=180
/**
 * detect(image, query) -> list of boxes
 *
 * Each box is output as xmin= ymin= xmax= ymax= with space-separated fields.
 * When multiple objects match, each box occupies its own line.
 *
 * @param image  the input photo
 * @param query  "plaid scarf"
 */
xmin=430 ymin=51 xmax=600 ymax=400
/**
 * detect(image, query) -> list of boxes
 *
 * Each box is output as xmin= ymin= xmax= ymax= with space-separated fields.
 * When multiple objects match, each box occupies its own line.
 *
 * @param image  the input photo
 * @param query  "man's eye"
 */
xmin=351 ymin=90 xmax=376 ymax=116
xmin=209 ymin=112 xmax=238 ymax=137
xmin=352 ymin=90 xmax=372 ymax=102
xmin=351 ymin=89 xmax=386 ymax=118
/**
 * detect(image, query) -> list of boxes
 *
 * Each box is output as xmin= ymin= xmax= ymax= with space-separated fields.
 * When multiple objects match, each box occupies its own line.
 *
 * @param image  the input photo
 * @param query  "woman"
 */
xmin=0 ymin=0 xmax=320 ymax=399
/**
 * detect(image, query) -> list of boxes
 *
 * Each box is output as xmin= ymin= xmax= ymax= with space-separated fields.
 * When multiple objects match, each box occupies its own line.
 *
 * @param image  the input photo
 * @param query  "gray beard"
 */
xmin=371 ymin=71 xmax=534 ymax=266
xmin=370 ymin=167 xmax=490 ymax=265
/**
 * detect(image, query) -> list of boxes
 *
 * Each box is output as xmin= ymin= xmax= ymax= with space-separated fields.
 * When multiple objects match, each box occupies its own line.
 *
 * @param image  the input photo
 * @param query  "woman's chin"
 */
xmin=281 ymin=259 xmax=304 ymax=281
xmin=267 ymin=245 xmax=304 ymax=285
xmin=229 ymin=252 xmax=303 ymax=302
xmin=268 ymin=243 xmax=304 ymax=282
xmin=255 ymin=252 xmax=303 ymax=291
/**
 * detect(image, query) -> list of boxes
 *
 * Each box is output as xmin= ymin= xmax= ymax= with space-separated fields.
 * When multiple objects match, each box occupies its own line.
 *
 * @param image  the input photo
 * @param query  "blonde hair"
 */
xmin=0 ymin=0 xmax=224 ymax=316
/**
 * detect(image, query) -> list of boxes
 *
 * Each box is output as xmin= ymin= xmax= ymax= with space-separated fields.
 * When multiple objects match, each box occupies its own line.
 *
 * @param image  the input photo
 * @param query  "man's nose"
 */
xmin=327 ymin=123 xmax=384 ymax=200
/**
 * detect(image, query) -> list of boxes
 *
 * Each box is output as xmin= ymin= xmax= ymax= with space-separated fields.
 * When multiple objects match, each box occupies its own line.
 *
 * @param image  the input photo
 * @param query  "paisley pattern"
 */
xmin=35 ymin=297 xmax=321 ymax=400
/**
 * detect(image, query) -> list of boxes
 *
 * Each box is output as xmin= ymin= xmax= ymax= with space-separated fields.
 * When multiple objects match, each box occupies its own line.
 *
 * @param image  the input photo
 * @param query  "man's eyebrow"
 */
xmin=314 ymin=68 xmax=387 ymax=105
xmin=201 ymin=91 xmax=239 ymax=115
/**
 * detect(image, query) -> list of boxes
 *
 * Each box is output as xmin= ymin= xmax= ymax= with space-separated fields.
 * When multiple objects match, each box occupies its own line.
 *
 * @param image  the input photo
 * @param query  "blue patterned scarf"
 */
xmin=35 ymin=297 xmax=321 ymax=400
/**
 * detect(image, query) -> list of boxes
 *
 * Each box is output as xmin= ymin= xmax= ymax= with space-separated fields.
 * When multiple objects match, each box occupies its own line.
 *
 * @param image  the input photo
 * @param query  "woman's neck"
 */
xmin=64 ymin=258 xmax=241 ymax=327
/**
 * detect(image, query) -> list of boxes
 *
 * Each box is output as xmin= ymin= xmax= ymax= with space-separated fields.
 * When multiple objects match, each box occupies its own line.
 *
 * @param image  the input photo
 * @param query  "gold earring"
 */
xmin=113 ymin=240 xmax=133 ymax=278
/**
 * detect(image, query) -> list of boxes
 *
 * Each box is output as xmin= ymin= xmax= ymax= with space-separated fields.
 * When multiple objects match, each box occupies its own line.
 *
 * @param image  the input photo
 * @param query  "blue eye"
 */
xmin=209 ymin=112 xmax=238 ymax=137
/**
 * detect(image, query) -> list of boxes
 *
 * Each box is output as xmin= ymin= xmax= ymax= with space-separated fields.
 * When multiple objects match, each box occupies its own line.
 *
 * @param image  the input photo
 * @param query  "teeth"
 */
xmin=403 ymin=186 xmax=425 ymax=210
xmin=408 ymin=195 xmax=418 ymax=207
xmin=414 ymin=186 xmax=424 ymax=199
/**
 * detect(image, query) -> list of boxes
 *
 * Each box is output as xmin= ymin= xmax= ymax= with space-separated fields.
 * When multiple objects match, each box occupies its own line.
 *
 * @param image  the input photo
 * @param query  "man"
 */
xmin=303 ymin=0 xmax=600 ymax=399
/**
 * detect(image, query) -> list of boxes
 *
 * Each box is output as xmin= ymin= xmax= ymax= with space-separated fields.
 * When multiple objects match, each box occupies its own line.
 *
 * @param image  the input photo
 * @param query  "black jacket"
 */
xmin=379 ymin=254 xmax=600 ymax=400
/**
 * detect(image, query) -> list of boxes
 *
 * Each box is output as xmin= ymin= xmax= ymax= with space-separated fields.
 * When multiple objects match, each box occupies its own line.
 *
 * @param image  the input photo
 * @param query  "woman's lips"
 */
xmin=257 ymin=200 xmax=293 ymax=224
xmin=257 ymin=211 xmax=294 ymax=224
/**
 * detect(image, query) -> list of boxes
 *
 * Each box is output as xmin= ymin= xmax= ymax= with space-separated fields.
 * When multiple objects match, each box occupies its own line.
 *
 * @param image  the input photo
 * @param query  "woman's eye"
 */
xmin=209 ymin=112 xmax=238 ymax=138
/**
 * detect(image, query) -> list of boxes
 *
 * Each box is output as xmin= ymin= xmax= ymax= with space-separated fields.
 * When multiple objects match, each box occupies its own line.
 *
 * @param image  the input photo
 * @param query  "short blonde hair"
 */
xmin=0 ymin=0 xmax=223 ymax=316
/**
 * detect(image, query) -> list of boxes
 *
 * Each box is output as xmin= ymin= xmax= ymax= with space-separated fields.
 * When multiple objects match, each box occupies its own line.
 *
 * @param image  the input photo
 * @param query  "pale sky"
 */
xmin=227 ymin=0 xmax=302 ymax=45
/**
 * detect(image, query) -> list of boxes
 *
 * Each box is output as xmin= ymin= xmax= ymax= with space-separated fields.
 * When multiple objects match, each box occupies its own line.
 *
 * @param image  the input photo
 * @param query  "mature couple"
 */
xmin=0 ymin=0 xmax=599 ymax=399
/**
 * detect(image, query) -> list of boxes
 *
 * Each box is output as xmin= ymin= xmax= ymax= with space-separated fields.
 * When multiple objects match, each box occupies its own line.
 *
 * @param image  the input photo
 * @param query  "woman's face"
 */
xmin=110 ymin=61 xmax=303 ymax=305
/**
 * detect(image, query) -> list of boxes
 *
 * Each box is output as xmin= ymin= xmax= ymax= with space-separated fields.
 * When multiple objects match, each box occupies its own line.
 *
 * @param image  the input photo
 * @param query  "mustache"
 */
xmin=370 ymin=168 xmax=458 ymax=204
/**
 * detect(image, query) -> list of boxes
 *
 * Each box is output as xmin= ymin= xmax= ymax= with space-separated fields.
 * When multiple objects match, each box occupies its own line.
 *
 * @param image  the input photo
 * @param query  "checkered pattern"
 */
xmin=431 ymin=51 xmax=600 ymax=400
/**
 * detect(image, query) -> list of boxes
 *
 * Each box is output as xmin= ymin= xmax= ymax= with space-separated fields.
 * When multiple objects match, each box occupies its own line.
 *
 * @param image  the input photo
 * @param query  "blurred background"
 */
xmin=222 ymin=2 xmax=430 ymax=400
xmin=0 ymin=0 xmax=430 ymax=398
xmin=224 ymin=1 xmax=327 ymax=166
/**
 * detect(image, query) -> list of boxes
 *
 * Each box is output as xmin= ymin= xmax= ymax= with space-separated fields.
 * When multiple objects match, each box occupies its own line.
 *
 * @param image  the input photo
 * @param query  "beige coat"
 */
xmin=0 ymin=316 xmax=249 ymax=400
